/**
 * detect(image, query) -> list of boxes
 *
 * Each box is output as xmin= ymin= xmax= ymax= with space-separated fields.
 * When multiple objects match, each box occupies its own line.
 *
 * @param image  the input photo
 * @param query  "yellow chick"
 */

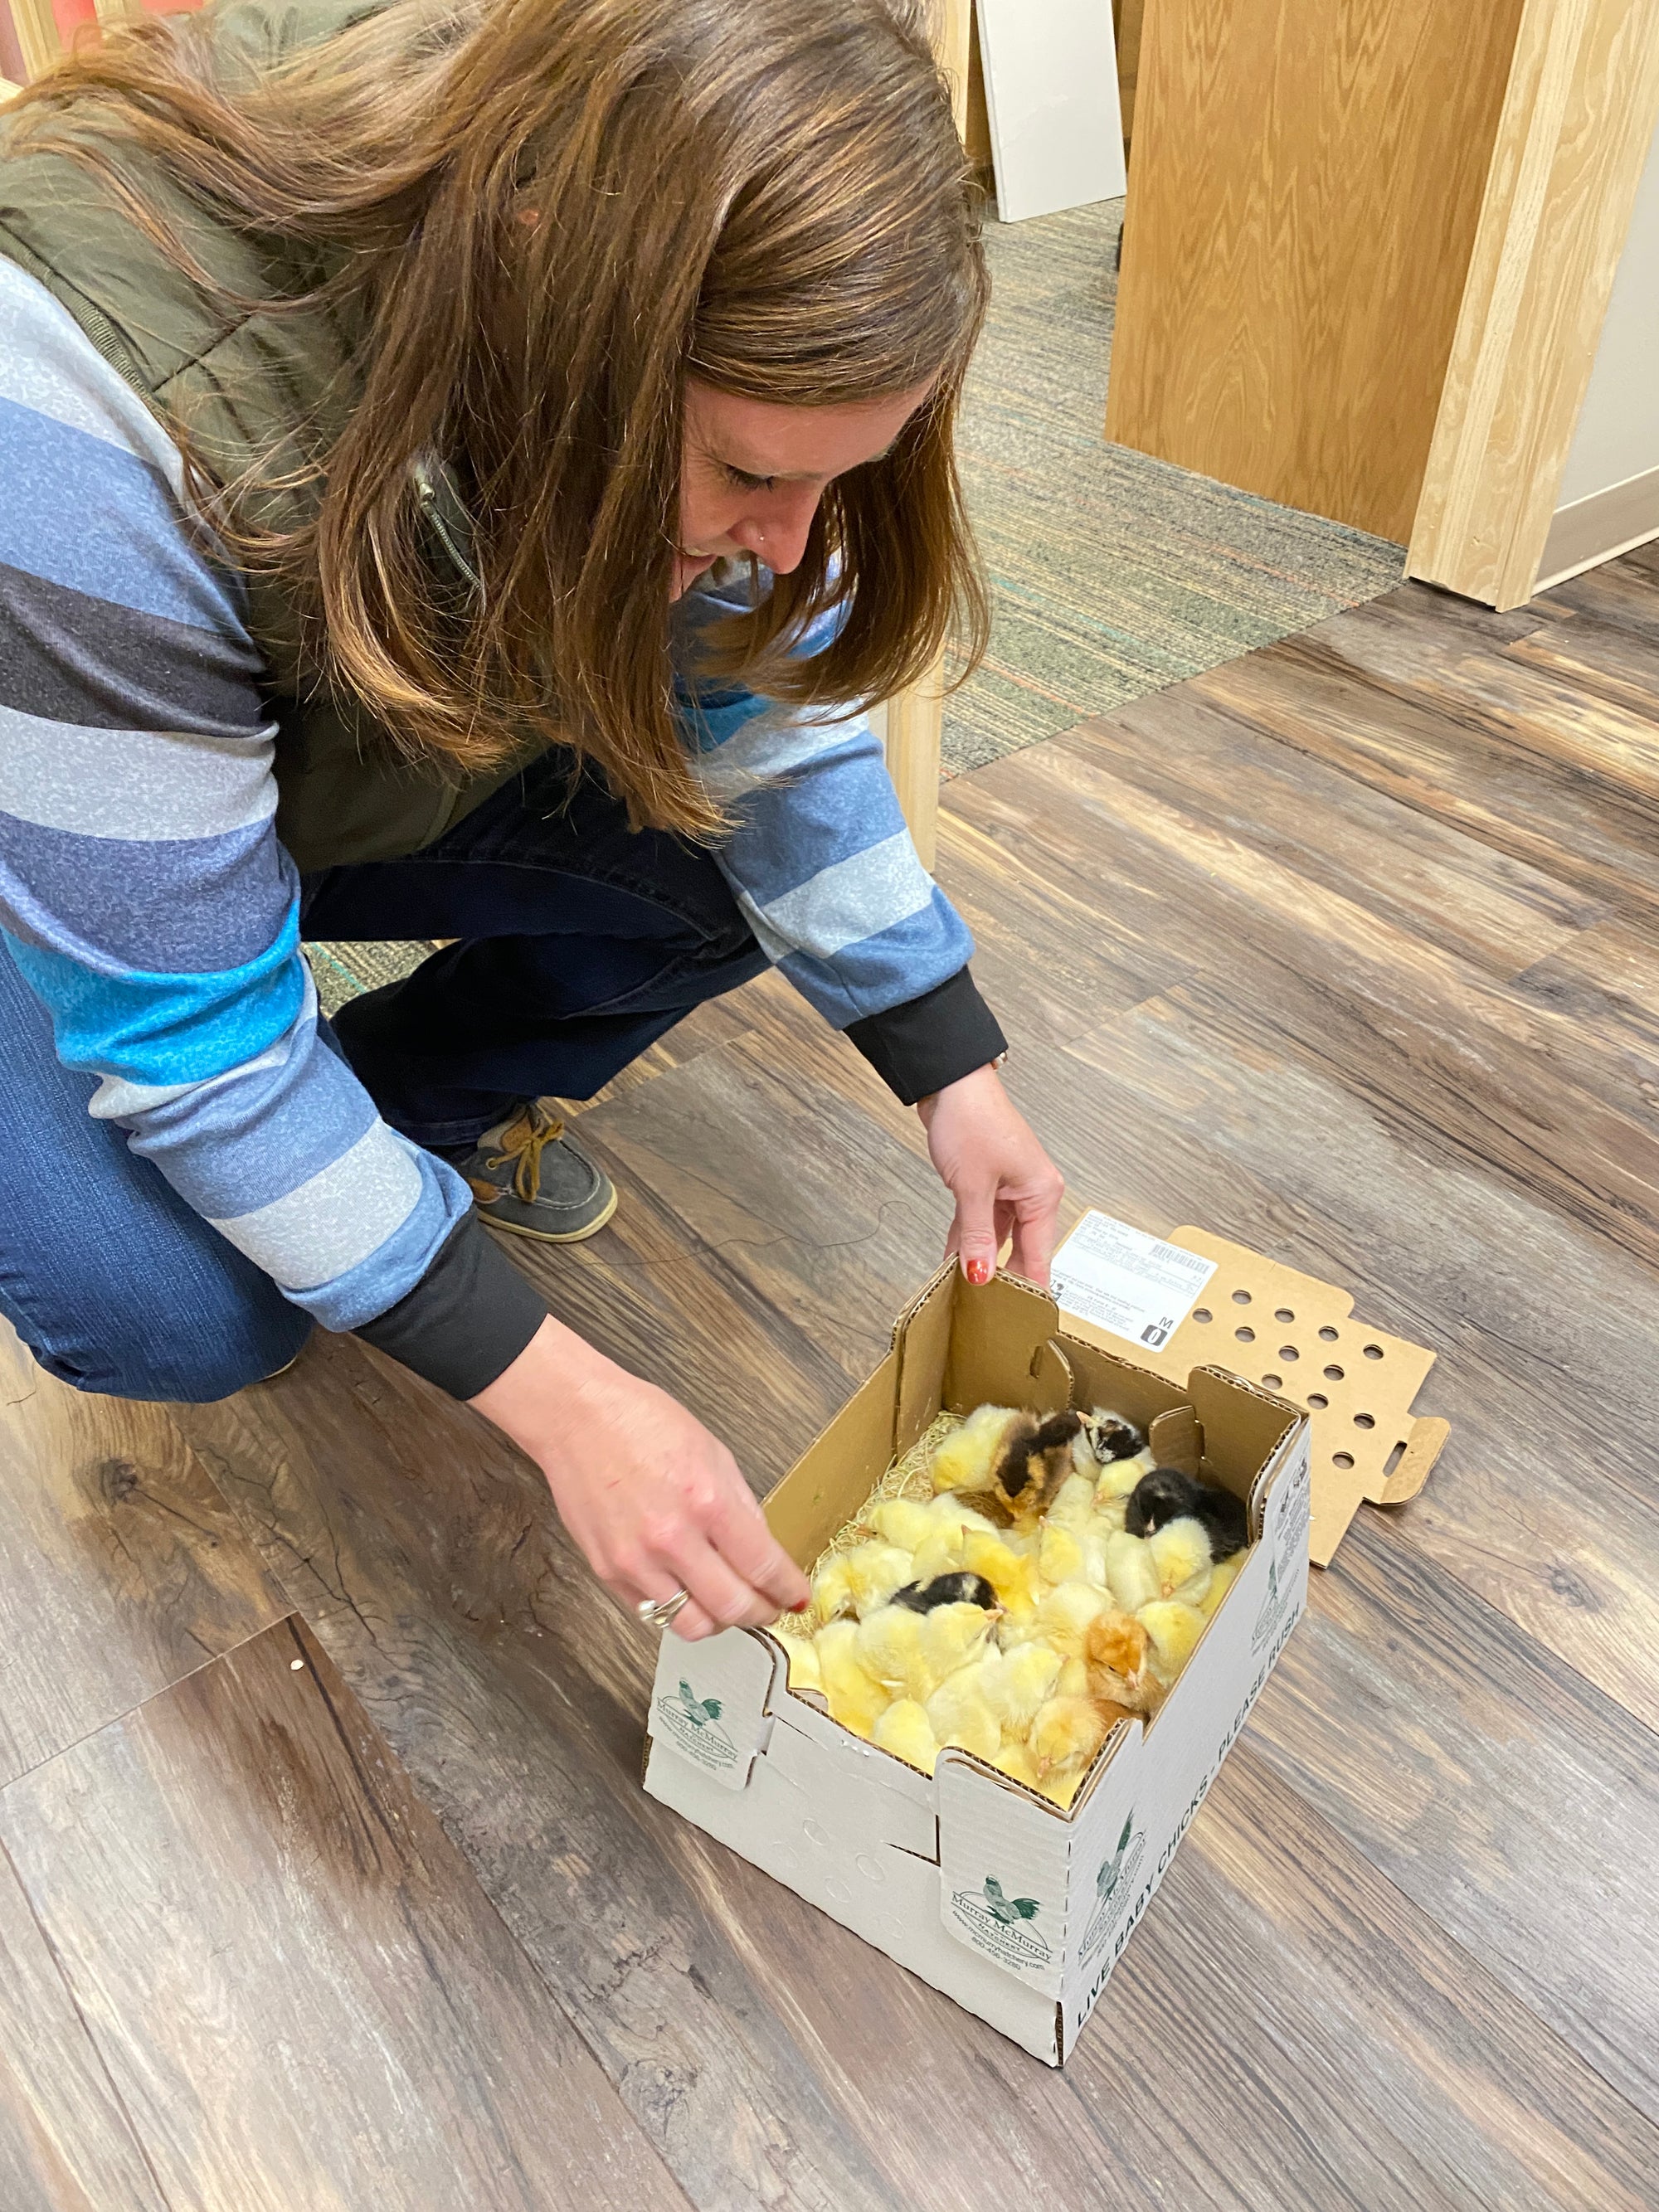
xmin=930 ymin=1404 xmax=1020 ymax=1495
xmin=854 ymin=1606 xmax=935 ymax=1702
xmin=926 ymin=1493 xmax=1000 ymax=1536
xmin=1091 ymin=1490 xmax=1131 ymax=1538
xmin=1078 ymin=1525 xmax=1111 ymax=1587
xmin=1094 ymin=1449 xmax=1153 ymax=1505
xmin=1034 ymin=1578 xmax=1111 ymax=1660
xmin=1057 ymin=1655 xmax=1090 ymax=1698
xmin=991 ymin=1739 xmax=1042 ymax=1791
xmin=1139 ymin=1599 xmax=1207 ymax=1686
xmin=1198 ymin=1552 xmax=1245 ymax=1619
xmin=918 ymin=1598 xmax=995 ymax=1682
xmin=982 ymin=1641 xmax=1062 ymax=1733
xmin=1103 ymin=1529 xmax=1161 ymax=1613
xmin=775 ymin=1631 xmax=823 ymax=1696
xmin=909 ymin=1523 xmax=966 ymax=1584
xmin=814 ymin=1620 xmax=892 ymax=1738
xmin=868 ymin=1498 xmax=934 ymax=1553
xmin=925 ymin=1662 xmax=1003 ymax=1763
xmin=910 ymin=1493 xmax=1001 ymax=1582
xmin=848 ymin=1541 xmax=918 ymax=1617
xmin=872 ymin=1698 xmax=940 ymax=1776
xmin=1147 ymin=1515 xmax=1214 ymax=1604
xmin=1038 ymin=1523 xmax=1087 ymax=1587
xmin=961 ymin=1529 xmax=1044 ymax=1622
xmin=1029 ymin=1694 xmax=1115 ymax=1791
xmin=810 ymin=1553 xmax=854 ymax=1622
xmin=1043 ymin=1471 xmax=1099 ymax=1535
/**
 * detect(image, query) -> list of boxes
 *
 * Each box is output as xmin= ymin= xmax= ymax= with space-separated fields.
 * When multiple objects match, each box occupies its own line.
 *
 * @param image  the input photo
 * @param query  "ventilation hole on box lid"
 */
xmin=1231 ymin=1288 xmax=1252 ymax=1305
xmin=1262 ymin=1374 xmax=1282 ymax=1390
xmin=1323 ymin=1364 xmax=1344 ymax=1381
xmin=1235 ymin=1325 xmax=1255 ymax=1343
xmin=1364 ymin=1344 xmax=1384 ymax=1360
xmin=1332 ymin=1451 xmax=1355 ymax=1471
xmin=1306 ymin=1393 xmax=1328 ymax=1409
xmin=1354 ymin=1412 xmax=1375 ymax=1430
xmin=1192 ymin=1307 xmax=1212 ymax=1324
xmin=1278 ymin=1344 xmax=1300 ymax=1362
xmin=1317 ymin=1325 xmax=1340 ymax=1343
xmin=1382 ymin=1439 xmax=1406 ymax=1476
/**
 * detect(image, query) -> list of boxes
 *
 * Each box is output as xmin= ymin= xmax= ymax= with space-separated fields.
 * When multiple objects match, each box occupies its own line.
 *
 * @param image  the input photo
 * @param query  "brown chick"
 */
xmin=1083 ymin=1609 xmax=1155 ymax=1714
xmin=990 ymin=1410 xmax=1084 ymax=1533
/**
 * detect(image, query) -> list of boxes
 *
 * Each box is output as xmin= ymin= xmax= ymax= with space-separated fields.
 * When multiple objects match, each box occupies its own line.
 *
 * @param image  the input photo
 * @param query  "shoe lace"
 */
xmin=486 ymin=1101 xmax=566 ymax=1205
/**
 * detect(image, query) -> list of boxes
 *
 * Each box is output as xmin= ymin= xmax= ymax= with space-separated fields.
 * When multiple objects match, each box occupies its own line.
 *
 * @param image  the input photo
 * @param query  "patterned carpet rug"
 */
xmin=309 ymin=195 xmax=1404 ymax=1009
xmin=943 ymin=197 xmax=1404 ymax=771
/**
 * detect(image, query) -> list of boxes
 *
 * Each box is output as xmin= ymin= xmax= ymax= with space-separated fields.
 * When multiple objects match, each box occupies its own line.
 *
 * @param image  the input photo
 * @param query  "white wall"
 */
xmin=1556 ymin=119 xmax=1659 ymax=508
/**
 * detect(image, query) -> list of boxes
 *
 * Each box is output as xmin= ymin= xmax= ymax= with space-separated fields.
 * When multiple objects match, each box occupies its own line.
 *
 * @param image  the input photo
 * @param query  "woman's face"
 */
xmin=675 ymin=377 xmax=934 ymax=600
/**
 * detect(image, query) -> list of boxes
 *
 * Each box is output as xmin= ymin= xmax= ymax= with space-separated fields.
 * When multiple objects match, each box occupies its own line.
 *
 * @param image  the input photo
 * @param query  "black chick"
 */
xmin=991 ymin=1409 xmax=1083 ymax=1529
xmin=1125 ymin=1468 xmax=1249 ymax=1559
xmin=889 ymin=1571 xmax=1000 ymax=1614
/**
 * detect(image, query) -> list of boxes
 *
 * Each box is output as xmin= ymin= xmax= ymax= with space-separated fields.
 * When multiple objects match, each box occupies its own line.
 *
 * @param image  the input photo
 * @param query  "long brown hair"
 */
xmin=10 ymin=0 xmax=989 ymax=835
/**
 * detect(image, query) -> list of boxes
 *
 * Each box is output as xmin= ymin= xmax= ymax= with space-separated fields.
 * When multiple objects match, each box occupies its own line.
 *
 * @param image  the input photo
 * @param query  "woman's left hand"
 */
xmin=917 ymin=1062 xmax=1065 ymax=1290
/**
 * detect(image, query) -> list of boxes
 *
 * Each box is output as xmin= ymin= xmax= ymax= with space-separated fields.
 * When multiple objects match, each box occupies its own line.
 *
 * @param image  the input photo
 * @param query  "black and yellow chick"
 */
xmin=991 ymin=1410 xmax=1084 ymax=1531
xmin=890 ymin=1571 xmax=1000 ymax=1614
xmin=1125 ymin=1468 xmax=1248 ymax=1559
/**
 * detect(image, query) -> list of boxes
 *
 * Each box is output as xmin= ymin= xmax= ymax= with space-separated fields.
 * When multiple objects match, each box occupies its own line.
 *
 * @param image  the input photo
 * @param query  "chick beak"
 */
xmin=1035 ymin=1754 xmax=1052 ymax=1778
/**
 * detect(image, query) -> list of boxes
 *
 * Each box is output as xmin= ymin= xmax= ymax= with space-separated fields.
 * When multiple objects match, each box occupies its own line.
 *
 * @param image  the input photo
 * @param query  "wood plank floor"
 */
xmin=4 ymin=552 xmax=1658 ymax=2206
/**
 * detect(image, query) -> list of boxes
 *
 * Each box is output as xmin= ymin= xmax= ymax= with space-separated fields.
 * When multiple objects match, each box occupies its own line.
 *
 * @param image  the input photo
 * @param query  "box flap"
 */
xmin=648 ymin=1626 xmax=780 ymax=1791
xmin=936 ymin=1753 xmax=1076 ymax=1999
xmin=1052 ymin=1213 xmax=1447 ymax=1565
xmin=764 ymin=1349 xmax=902 ymax=1568
xmin=893 ymin=1262 xmax=958 ymax=1452
xmin=943 ymin=1273 xmax=1068 ymax=1412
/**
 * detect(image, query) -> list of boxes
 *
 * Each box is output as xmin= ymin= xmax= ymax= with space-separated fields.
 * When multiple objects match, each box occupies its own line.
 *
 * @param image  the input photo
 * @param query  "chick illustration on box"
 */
xmin=773 ymin=1403 xmax=1252 ymax=1810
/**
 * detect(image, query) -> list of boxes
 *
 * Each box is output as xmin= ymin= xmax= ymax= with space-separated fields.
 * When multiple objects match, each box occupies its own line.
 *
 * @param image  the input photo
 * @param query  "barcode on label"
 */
xmin=1051 ymin=1213 xmax=1217 ymax=1349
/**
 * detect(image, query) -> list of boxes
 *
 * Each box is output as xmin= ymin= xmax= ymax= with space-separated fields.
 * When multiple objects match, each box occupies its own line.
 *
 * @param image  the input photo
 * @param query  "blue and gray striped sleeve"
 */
xmin=674 ymin=567 xmax=1005 ymax=1101
xmin=0 ymin=259 xmax=540 ymax=1393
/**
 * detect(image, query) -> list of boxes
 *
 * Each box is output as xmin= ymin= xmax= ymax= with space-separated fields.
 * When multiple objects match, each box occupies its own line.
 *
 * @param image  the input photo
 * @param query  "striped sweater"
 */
xmin=0 ymin=257 xmax=997 ymax=1390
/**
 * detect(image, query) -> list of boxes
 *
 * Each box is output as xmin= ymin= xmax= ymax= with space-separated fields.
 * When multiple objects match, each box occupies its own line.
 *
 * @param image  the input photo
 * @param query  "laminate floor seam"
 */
xmin=1177 ymin=650 xmax=1659 ymax=918
xmin=0 ymin=1827 xmax=179 ymax=2212
xmin=0 ymin=1607 xmax=304 ymax=1801
xmin=1153 ymin=976 xmax=1658 ymax=1277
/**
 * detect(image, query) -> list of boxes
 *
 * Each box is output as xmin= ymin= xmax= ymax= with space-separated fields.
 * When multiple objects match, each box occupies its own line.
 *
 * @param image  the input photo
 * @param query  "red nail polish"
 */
xmin=791 ymin=1598 xmax=810 ymax=1613
xmin=965 ymin=1257 xmax=993 ymax=1286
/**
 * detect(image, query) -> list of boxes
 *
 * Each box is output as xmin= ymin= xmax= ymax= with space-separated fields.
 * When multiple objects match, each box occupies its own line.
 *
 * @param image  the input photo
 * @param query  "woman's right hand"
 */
xmin=469 ymin=1314 xmax=809 ymax=1640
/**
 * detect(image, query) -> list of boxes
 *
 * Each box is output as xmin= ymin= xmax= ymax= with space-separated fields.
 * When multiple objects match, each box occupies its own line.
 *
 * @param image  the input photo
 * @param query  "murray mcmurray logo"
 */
xmin=656 ymin=1679 xmax=738 ymax=1769
xmin=1079 ymin=1815 xmax=1147 ymax=1962
xmin=951 ymin=1876 xmax=1052 ymax=1969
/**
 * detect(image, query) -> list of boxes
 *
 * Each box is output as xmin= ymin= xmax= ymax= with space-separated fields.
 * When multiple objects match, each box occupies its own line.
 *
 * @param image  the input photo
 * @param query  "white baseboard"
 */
xmin=1536 ymin=464 xmax=1659 ymax=592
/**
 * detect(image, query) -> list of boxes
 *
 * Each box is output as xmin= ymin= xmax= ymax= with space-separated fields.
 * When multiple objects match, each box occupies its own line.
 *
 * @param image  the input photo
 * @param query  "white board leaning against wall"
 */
xmin=1536 ymin=117 xmax=1659 ymax=590
xmin=976 ymin=0 xmax=1126 ymax=223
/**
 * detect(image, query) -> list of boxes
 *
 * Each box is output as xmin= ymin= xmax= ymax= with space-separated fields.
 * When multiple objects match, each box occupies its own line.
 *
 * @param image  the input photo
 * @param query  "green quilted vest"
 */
xmin=0 ymin=0 xmax=530 ymax=869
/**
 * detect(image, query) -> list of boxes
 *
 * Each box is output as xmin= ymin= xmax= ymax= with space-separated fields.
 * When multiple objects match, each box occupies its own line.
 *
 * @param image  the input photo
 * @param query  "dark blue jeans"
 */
xmin=0 ymin=756 xmax=765 ymax=1401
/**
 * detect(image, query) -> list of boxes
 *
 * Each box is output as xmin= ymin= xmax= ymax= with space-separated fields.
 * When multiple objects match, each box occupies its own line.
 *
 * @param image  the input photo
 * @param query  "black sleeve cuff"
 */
xmin=843 ymin=965 xmax=1008 ymax=1106
xmin=353 ymin=1209 xmax=549 ymax=1399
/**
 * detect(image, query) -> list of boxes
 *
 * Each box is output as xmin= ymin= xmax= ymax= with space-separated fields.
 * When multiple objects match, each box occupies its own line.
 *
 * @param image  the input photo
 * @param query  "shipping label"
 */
xmin=1052 ymin=1212 xmax=1218 ymax=1351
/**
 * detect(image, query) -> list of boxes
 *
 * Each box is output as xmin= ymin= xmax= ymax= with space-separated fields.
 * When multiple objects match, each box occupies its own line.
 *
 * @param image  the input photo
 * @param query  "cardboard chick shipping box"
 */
xmin=643 ymin=1264 xmax=1311 ymax=2065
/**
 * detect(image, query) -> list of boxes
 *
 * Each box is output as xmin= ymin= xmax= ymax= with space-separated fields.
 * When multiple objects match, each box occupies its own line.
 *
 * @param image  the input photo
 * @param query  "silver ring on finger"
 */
xmin=635 ymin=1587 xmax=691 ymax=1630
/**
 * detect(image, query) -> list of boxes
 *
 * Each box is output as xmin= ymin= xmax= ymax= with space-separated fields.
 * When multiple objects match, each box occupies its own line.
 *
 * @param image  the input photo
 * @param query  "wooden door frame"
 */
xmin=877 ymin=0 xmax=975 ymax=870
xmin=1406 ymin=0 xmax=1659 ymax=610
